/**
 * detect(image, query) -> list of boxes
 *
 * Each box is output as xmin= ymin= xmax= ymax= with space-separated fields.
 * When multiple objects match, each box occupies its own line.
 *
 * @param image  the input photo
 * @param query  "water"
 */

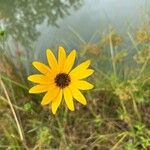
xmin=0 ymin=0 xmax=149 ymax=74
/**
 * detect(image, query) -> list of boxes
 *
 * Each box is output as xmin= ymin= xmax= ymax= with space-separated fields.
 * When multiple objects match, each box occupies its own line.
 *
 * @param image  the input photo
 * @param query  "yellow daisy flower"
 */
xmin=28 ymin=46 xmax=94 ymax=114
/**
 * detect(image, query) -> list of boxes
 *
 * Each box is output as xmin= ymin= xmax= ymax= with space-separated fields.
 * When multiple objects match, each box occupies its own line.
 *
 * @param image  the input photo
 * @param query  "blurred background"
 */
xmin=0 ymin=0 xmax=149 ymax=74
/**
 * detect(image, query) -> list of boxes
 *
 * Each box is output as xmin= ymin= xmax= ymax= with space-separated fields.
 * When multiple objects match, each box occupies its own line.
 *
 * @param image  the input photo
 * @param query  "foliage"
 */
xmin=0 ymin=8 xmax=150 ymax=150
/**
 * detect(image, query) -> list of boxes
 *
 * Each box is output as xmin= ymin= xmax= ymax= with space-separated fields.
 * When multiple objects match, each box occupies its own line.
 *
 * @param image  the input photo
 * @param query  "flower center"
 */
xmin=55 ymin=73 xmax=71 ymax=88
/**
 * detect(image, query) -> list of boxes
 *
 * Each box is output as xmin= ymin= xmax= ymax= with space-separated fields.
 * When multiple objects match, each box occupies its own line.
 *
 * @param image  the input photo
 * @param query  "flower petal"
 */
xmin=69 ymin=85 xmax=87 ymax=105
xmin=63 ymin=50 xmax=76 ymax=73
xmin=63 ymin=87 xmax=74 ymax=111
xmin=51 ymin=89 xmax=63 ymax=114
xmin=46 ymin=49 xmax=58 ymax=71
xmin=70 ymin=69 xmax=94 ymax=80
xmin=29 ymin=85 xmax=49 ymax=93
xmin=75 ymin=80 xmax=94 ymax=90
xmin=69 ymin=60 xmax=91 ymax=76
xmin=32 ymin=61 xmax=52 ymax=75
xmin=58 ymin=46 xmax=66 ymax=72
xmin=27 ymin=74 xmax=54 ymax=84
xmin=41 ymin=86 xmax=60 ymax=105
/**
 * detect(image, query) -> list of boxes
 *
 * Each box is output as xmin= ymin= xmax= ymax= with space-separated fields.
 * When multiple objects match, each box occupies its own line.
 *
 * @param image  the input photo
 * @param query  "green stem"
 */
xmin=109 ymin=33 xmax=117 ymax=77
xmin=136 ymin=58 xmax=149 ymax=80
xmin=120 ymin=100 xmax=127 ymax=115
xmin=120 ymin=100 xmax=131 ymax=126
xmin=57 ymin=107 xmax=68 ymax=148
xmin=130 ymin=93 xmax=141 ymax=121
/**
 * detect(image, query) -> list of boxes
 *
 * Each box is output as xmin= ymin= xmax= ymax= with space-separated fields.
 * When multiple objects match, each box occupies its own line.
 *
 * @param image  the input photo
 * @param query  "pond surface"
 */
xmin=0 ymin=0 xmax=149 ymax=74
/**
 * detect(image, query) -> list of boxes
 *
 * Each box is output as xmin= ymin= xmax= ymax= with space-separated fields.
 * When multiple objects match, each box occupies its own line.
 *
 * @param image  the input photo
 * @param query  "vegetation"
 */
xmin=0 ymin=24 xmax=150 ymax=150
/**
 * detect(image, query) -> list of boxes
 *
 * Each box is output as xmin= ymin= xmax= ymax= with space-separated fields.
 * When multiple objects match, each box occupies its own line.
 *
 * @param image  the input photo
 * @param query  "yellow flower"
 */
xmin=28 ymin=46 xmax=94 ymax=114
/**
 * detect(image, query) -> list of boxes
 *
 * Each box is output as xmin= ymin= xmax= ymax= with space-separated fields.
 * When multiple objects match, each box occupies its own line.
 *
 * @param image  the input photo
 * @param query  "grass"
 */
xmin=0 ymin=25 xmax=150 ymax=150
